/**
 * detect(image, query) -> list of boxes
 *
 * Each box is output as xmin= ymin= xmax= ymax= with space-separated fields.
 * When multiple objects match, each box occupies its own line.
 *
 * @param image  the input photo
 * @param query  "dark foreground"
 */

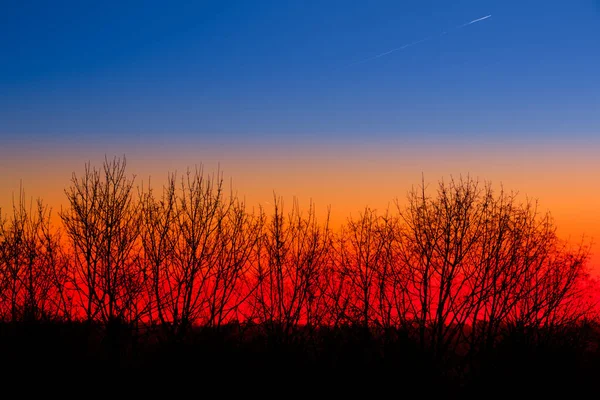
xmin=2 ymin=321 xmax=599 ymax=395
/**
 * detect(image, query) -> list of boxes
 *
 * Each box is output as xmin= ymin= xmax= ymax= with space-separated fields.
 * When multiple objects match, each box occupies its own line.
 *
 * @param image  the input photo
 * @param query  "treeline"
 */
xmin=0 ymin=157 xmax=596 ymax=360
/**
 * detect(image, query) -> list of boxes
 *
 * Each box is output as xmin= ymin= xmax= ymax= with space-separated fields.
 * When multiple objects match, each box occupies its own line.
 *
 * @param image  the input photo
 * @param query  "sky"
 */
xmin=1 ymin=1 xmax=599 ymax=267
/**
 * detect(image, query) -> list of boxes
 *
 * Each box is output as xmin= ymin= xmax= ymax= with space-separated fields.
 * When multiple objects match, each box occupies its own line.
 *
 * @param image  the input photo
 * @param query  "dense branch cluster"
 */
xmin=0 ymin=157 xmax=595 ymax=356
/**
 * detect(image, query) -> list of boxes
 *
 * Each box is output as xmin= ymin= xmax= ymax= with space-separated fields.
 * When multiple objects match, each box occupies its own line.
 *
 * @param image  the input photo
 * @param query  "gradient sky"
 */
xmin=1 ymin=1 xmax=599 ymax=268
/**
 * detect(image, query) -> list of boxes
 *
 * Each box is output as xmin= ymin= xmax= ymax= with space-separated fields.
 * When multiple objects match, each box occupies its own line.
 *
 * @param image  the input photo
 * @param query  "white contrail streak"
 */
xmin=350 ymin=14 xmax=492 ymax=66
xmin=458 ymin=14 xmax=492 ymax=28
xmin=351 ymin=37 xmax=431 ymax=65
xmin=470 ymin=14 xmax=492 ymax=23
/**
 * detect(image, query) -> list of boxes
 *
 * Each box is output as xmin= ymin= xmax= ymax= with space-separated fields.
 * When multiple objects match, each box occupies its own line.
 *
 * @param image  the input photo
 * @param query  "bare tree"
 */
xmin=252 ymin=197 xmax=332 ymax=339
xmin=205 ymin=196 xmax=264 ymax=328
xmin=60 ymin=156 xmax=144 ymax=324
xmin=144 ymin=167 xmax=229 ymax=338
xmin=0 ymin=186 xmax=68 ymax=321
xmin=140 ymin=174 xmax=178 ymax=328
xmin=507 ymin=207 xmax=590 ymax=333
xmin=337 ymin=207 xmax=387 ymax=328
xmin=395 ymin=177 xmax=592 ymax=360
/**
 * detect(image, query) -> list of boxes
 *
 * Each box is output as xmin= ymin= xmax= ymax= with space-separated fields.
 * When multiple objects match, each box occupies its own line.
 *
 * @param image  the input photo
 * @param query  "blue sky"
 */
xmin=1 ymin=0 xmax=599 ymax=144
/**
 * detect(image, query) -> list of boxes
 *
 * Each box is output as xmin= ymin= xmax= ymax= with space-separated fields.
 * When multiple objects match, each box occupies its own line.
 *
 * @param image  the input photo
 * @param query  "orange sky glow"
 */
xmin=1 ymin=137 xmax=599 ymax=274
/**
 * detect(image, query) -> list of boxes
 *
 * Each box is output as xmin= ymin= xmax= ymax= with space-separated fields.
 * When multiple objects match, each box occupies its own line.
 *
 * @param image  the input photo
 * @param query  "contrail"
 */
xmin=351 ymin=37 xmax=432 ymax=65
xmin=350 ymin=14 xmax=492 ymax=66
xmin=458 ymin=14 xmax=492 ymax=28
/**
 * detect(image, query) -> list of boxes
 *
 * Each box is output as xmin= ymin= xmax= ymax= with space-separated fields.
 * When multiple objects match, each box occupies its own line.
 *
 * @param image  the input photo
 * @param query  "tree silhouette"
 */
xmin=60 ymin=156 xmax=144 ymax=325
xmin=338 ymin=207 xmax=387 ymax=328
xmin=1 ymin=159 xmax=597 ymax=390
xmin=0 ymin=186 xmax=68 ymax=321
xmin=252 ymin=197 xmax=332 ymax=339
